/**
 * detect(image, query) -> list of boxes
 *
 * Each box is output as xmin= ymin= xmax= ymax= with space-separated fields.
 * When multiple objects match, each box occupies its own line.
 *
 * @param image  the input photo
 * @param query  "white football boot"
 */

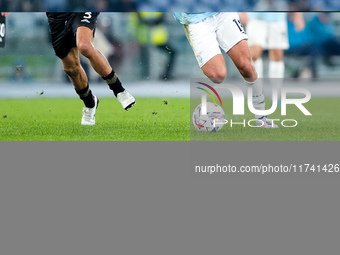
xmin=81 ymin=95 xmax=99 ymax=125
xmin=117 ymin=90 xmax=136 ymax=110
xmin=256 ymin=116 xmax=279 ymax=128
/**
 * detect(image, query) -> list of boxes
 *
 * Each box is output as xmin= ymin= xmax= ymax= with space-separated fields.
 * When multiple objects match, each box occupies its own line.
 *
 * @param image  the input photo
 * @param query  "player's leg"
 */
xmin=268 ymin=49 xmax=285 ymax=78
xmin=268 ymin=21 xmax=288 ymax=78
xmin=230 ymin=16 xmax=277 ymax=127
xmin=214 ymin=13 xmax=257 ymax=82
xmin=46 ymin=13 xmax=98 ymax=125
xmin=201 ymin=54 xmax=227 ymax=84
xmin=62 ymin=47 xmax=98 ymax=125
xmin=216 ymin=13 xmax=268 ymax=124
xmin=228 ymin=40 xmax=277 ymax=128
xmin=76 ymin=26 xmax=112 ymax=76
xmin=250 ymin=45 xmax=264 ymax=78
xmin=227 ymin=39 xmax=258 ymax=82
xmin=266 ymin=21 xmax=288 ymax=112
xmin=183 ymin=16 xmax=227 ymax=83
xmin=62 ymin=47 xmax=88 ymax=91
xmin=246 ymin=19 xmax=267 ymax=78
xmin=76 ymin=20 xmax=135 ymax=110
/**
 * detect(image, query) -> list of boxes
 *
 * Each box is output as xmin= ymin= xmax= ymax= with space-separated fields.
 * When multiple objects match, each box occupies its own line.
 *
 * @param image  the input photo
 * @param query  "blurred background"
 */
xmin=1 ymin=0 xmax=340 ymax=11
xmin=1 ymin=12 xmax=340 ymax=98
xmin=0 ymin=12 xmax=196 ymax=98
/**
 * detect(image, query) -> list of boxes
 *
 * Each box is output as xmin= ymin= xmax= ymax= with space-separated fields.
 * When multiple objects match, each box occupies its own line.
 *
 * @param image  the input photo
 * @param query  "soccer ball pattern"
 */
xmin=192 ymin=102 xmax=225 ymax=132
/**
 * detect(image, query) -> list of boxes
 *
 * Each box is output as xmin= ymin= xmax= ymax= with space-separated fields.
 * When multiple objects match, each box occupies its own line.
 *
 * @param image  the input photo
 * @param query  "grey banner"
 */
xmin=191 ymin=141 xmax=340 ymax=177
xmin=1 ymin=141 xmax=340 ymax=255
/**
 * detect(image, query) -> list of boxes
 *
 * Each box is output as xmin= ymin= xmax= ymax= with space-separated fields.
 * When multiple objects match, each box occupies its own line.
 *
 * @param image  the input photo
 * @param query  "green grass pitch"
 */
xmin=0 ymin=98 xmax=190 ymax=141
xmin=190 ymin=97 xmax=340 ymax=141
xmin=0 ymin=97 xmax=339 ymax=141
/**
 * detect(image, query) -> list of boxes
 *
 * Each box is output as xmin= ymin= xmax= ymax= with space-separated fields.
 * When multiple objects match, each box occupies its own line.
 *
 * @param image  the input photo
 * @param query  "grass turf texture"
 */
xmin=1 ymin=97 xmax=339 ymax=141
xmin=190 ymin=97 xmax=340 ymax=141
xmin=0 ymin=98 xmax=190 ymax=141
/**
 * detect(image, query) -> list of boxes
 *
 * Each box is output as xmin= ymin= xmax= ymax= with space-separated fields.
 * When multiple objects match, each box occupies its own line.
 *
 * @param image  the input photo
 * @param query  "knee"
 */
xmin=63 ymin=65 xmax=81 ymax=78
xmin=77 ymin=40 xmax=94 ymax=58
xmin=238 ymin=62 xmax=258 ymax=81
xmin=204 ymin=68 xmax=227 ymax=84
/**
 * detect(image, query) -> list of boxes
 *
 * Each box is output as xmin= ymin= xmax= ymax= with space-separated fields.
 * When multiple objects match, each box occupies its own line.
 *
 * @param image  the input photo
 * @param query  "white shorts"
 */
xmin=246 ymin=19 xmax=289 ymax=50
xmin=183 ymin=12 xmax=248 ymax=68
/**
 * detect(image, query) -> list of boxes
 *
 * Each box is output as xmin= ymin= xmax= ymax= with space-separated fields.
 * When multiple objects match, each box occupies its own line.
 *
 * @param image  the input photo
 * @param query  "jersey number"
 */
xmin=233 ymin=19 xmax=245 ymax=34
xmin=83 ymin=12 xmax=92 ymax=19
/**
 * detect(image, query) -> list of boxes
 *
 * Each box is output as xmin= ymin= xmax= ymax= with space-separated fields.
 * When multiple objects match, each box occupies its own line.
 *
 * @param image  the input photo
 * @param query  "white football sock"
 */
xmin=246 ymin=78 xmax=266 ymax=119
xmin=254 ymin=58 xmax=263 ymax=78
xmin=269 ymin=60 xmax=285 ymax=78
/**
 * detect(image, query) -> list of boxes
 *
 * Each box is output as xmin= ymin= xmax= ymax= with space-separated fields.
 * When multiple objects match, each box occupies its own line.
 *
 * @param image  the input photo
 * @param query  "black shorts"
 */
xmin=47 ymin=12 xmax=99 ymax=59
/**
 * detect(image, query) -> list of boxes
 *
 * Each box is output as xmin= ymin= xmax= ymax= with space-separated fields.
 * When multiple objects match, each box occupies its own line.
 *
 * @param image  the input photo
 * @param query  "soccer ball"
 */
xmin=192 ymin=102 xmax=226 ymax=132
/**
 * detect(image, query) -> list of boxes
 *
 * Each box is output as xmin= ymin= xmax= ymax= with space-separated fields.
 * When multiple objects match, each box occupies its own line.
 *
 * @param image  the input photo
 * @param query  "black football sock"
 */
xmin=75 ymin=85 xmax=95 ymax=108
xmin=102 ymin=70 xmax=125 ymax=97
